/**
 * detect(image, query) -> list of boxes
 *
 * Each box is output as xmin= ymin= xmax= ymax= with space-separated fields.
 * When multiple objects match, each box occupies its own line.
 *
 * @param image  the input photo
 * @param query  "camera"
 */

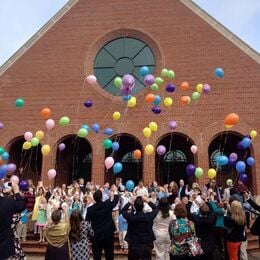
xmin=8 ymin=182 xmax=12 ymax=187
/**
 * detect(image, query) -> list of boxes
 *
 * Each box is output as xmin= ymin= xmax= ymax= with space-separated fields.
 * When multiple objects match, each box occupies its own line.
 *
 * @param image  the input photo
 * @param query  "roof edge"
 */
xmin=181 ymin=0 xmax=260 ymax=64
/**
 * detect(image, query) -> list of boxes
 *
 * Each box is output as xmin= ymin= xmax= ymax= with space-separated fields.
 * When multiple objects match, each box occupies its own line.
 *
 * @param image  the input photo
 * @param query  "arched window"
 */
xmin=164 ymin=150 xmax=187 ymax=162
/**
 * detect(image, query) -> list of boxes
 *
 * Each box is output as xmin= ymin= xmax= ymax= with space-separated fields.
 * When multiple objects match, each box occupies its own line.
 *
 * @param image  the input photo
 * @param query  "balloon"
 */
xmin=163 ymin=97 xmax=173 ymax=107
xmin=6 ymin=163 xmax=16 ymax=174
xmin=23 ymin=141 xmax=32 ymax=150
xmin=229 ymin=153 xmax=238 ymax=161
xmin=155 ymin=77 xmax=164 ymax=85
xmin=58 ymin=143 xmax=65 ymax=151
xmin=167 ymin=70 xmax=175 ymax=79
xmin=246 ymin=157 xmax=255 ymax=166
xmin=152 ymin=106 xmax=161 ymax=114
xmin=103 ymin=139 xmax=112 ymax=149
xmin=133 ymin=149 xmax=141 ymax=159
xmin=168 ymin=120 xmax=177 ymax=130
xmin=41 ymin=108 xmax=51 ymax=119
xmin=153 ymin=95 xmax=161 ymax=106
xmin=195 ymin=167 xmax=204 ymax=178
xmin=78 ymin=128 xmax=88 ymax=138
xmin=241 ymin=137 xmax=251 ymax=148
xmin=160 ymin=68 xmax=168 ymax=77
xmin=1 ymin=152 xmax=9 ymax=161
xmin=31 ymin=137 xmax=40 ymax=147
xmin=19 ymin=180 xmax=29 ymax=191
xmin=208 ymin=168 xmax=216 ymax=179
xmin=0 ymin=164 xmax=7 ymax=179
xmin=143 ymin=127 xmax=152 ymax=138
xmin=15 ymin=98 xmax=24 ymax=108
xmin=239 ymin=173 xmax=248 ymax=183
xmin=35 ymin=130 xmax=44 ymax=140
xmin=59 ymin=116 xmax=70 ymax=126
xmin=214 ymin=67 xmax=224 ymax=78
xmin=112 ymin=142 xmax=120 ymax=151
xmin=48 ymin=169 xmax=56 ymax=180
xmin=145 ymin=93 xmax=155 ymax=103
xmin=224 ymin=113 xmax=239 ymax=126
xmin=113 ymin=162 xmax=123 ymax=174
xmin=217 ymin=155 xmax=229 ymax=166
xmin=202 ymin=84 xmax=211 ymax=94
xmin=156 ymin=145 xmax=166 ymax=155
xmin=196 ymin=84 xmax=203 ymax=93
xmin=191 ymin=92 xmax=200 ymax=100
xmin=144 ymin=74 xmax=155 ymax=86
xmin=140 ymin=66 xmax=150 ymax=77
xmin=126 ymin=180 xmax=135 ymax=191
xmin=105 ymin=157 xmax=114 ymax=169
xmin=186 ymin=164 xmax=196 ymax=177
xmin=112 ymin=112 xmax=121 ymax=121
xmin=0 ymin=147 xmax=4 ymax=155
xmin=114 ymin=77 xmax=122 ymax=88
xmin=226 ymin=179 xmax=233 ymax=186
xmin=103 ymin=128 xmax=113 ymax=135
xmin=180 ymin=96 xmax=189 ymax=105
xmin=122 ymin=95 xmax=131 ymax=101
xmin=24 ymin=131 xmax=33 ymax=141
xmin=236 ymin=161 xmax=246 ymax=173
xmin=180 ymin=82 xmax=189 ymax=90
xmin=165 ymin=84 xmax=175 ymax=93
xmin=190 ymin=145 xmax=198 ymax=154
xmin=127 ymin=96 xmax=136 ymax=107
xmin=86 ymin=75 xmax=97 ymax=85
xmin=149 ymin=122 xmax=158 ymax=132
xmin=92 ymin=123 xmax=100 ymax=133
xmin=145 ymin=144 xmax=154 ymax=155
xmin=0 ymin=122 xmax=4 ymax=129
xmin=122 ymin=74 xmax=135 ymax=87
xmin=41 ymin=145 xmax=51 ymax=156
xmin=250 ymin=130 xmax=257 ymax=139
xmin=150 ymin=83 xmax=159 ymax=91
xmin=237 ymin=141 xmax=244 ymax=151
xmin=10 ymin=175 xmax=19 ymax=184
xmin=45 ymin=119 xmax=55 ymax=130
xmin=84 ymin=100 xmax=93 ymax=108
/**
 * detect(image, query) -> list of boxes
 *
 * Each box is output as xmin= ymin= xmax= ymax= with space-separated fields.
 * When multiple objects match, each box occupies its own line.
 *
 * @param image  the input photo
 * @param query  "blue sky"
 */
xmin=0 ymin=0 xmax=259 ymax=66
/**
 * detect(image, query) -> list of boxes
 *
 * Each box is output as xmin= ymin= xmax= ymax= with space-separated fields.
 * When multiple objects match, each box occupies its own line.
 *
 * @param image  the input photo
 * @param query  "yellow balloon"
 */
xmin=127 ymin=97 xmax=136 ymax=108
xmin=250 ymin=130 xmax=257 ymax=139
xmin=196 ymin=83 xmax=203 ymax=93
xmin=187 ymin=96 xmax=191 ymax=104
xmin=163 ymin=97 xmax=173 ymax=107
xmin=112 ymin=112 xmax=121 ymax=121
xmin=41 ymin=144 xmax=51 ymax=156
xmin=23 ymin=141 xmax=32 ymax=150
xmin=145 ymin=144 xmax=154 ymax=155
xmin=35 ymin=130 xmax=44 ymax=140
xmin=143 ymin=127 xmax=152 ymax=138
xmin=208 ymin=168 xmax=216 ymax=179
xmin=149 ymin=122 xmax=158 ymax=132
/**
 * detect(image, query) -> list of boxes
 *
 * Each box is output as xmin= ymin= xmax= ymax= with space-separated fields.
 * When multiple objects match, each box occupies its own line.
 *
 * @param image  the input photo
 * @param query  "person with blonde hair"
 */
xmin=224 ymin=200 xmax=246 ymax=260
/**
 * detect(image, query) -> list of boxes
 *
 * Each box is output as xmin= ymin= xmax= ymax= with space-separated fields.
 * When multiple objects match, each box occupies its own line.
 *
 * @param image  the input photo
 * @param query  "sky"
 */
xmin=0 ymin=0 xmax=259 ymax=66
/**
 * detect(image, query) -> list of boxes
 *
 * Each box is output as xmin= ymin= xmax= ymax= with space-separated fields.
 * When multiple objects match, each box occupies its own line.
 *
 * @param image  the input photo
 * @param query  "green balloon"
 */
xmin=192 ymin=91 xmax=201 ymax=100
xmin=114 ymin=77 xmax=122 ymax=88
xmin=103 ymin=139 xmax=112 ymax=149
xmin=155 ymin=77 xmax=164 ymax=85
xmin=0 ymin=146 xmax=4 ymax=155
xmin=15 ymin=98 xmax=24 ymax=108
xmin=195 ymin=167 xmax=204 ymax=178
xmin=31 ymin=137 xmax=40 ymax=147
xmin=78 ymin=128 xmax=88 ymax=138
xmin=167 ymin=70 xmax=175 ymax=79
xmin=59 ymin=116 xmax=70 ymax=126
xmin=151 ymin=83 xmax=159 ymax=91
xmin=160 ymin=68 xmax=168 ymax=78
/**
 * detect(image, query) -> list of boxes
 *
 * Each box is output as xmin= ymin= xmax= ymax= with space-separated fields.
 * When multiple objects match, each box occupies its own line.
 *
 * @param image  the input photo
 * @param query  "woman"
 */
xmin=224 ymin=200 xmax=246 ymax=260
xmin=36 ymin=195 xmax=47 ymax=243
xmin=153 ymin=198 xmax=175 ymax=260
xmin=69 ymin=210 xmax=93 ymax=259
xmin=44 ymin=205 xmax=70 ymax=260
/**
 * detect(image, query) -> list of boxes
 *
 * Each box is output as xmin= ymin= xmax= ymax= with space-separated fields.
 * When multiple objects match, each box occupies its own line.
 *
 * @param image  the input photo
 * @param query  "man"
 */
xmin=223 ymin=179 xmax=233 ymax=202
xmin=86 ymin=187 xmax=119 ymax=260
xmin=133 ymin=180 xmax=148 ymax=197
xmin=0 ymin=182 xmax=26 ymax=260
xmin=122 ymin=196 xmax=159 ymax=260
xmin=178 ymin=179 xmax=186 ymax=199
xmin=203 ymin=179 xmax=222 ymax=202
xmin=23 ymin=186 xmax=35 ymax=232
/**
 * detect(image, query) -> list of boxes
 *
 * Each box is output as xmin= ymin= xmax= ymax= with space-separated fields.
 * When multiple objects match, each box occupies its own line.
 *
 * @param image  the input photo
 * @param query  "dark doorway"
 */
xmin=55 ymin=135 xmax=92 ymax=186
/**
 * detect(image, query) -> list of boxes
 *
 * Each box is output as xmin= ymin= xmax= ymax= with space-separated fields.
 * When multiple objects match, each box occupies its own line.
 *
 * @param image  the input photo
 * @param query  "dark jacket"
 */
xmin=122 ymin=202 xmax=159 ymax=245
xmin=247 ymin=198 xmax=260 ymax=212
xmin=247 ymin=198 xmax=260 ymax=236
xmin=224 ymin=216 xmax=246 ymax=242
xmin=86 ymin=195 xmax=119 ymax=240
xmin=0 ymin=193 xmax=26 ymax=259
xmin=178 ymin=186 xmax=186 ymax=199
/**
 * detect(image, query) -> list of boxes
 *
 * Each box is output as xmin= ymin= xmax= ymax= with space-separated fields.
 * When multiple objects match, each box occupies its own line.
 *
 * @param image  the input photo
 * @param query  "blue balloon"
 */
xmin=103 ymin=128 xmax=113 ymax=135
xmin=81 ymin=124 xmax=90 ymax=131
xmin=0 ymin=164 xmax=7 ymax=179
xmin=113 ymin=162 xmax=123 ymax=174
xmin=217 ymin=155 xmax=229 ymax=166
xmin=214 ymin=67 xmax=224 ymax=78
xmin=140 ymin=66 xmax=150 ymax=77
xmin=122 ymin=95 xmax=131 ymax=101
xmin=236 ymin=161 xmax=246 ymax=173
xmin=126 ymin=180 xmax=135 ymax=191
xmin=241 ymin=137 xmax=251 ymax=149
xmin=112 ymin=142 xmax=120 ymax=151
xmin=246 ymin=157 xmax=255 ymax=166
xmin=92 ymin=123 xmax=100 ymax=133
xmin=1 ymin=152 xmax=9 ymax=161
xmin=153 ymin=95 xmax=161 ymax=106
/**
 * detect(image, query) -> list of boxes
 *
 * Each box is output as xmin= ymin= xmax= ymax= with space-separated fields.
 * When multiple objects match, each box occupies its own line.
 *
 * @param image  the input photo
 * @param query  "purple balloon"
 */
xmin=6 ymin=163 xmax=16 ymax=174
xmin=165 ymin=84 xmax=175 ymax=92
xmin=237 ymin=141 xmax=244 ymax=151
xmin=229 ymin=153 xmax=238 ymax=161
xmin=144 ymin=74 xmax=155 ymax=86
xmin=239 ymin=173 xmax=248 ymax=183
xmin=168 ymin=120 xmax=177 ymax=130
xmin=202 ymin=84 xmax=211 ymax=94
xmin=0 ymin=122 xmax=4 ymax=129
xmin=19 ymin=180 xmax=29 ymax=191
xmin=228 ymin=159 xmax=236 ymax=167
xmin=122 ymin=74 xmax=135 ymax=88
xmin=84 ymin=100 xmax=93 ymax=108
xmin=152 ymin=106 xmax=161 ymax=114
xmin=156 ymin=145 xmax=166 ymax=155
xmin=186 ymin=164 xmax=196 ymax=177
xmin=58 ymin=143 xmax=66 ymax=151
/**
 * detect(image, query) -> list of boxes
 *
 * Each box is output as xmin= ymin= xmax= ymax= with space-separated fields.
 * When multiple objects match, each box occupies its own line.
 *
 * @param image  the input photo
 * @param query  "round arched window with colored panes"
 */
xmin=94 ymin=37 xmax=156 ymax=95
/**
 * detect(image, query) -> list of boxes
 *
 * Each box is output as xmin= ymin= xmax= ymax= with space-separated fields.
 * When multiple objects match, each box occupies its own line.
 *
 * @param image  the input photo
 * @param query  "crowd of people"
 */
xmin=0 ymin=176 xmax=260 ymax=260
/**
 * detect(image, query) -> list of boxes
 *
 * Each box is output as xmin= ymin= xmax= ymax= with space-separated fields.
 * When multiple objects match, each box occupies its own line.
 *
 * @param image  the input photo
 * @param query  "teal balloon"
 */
xmin=217 ymin=155 xmax=229 ymax=166
xmin=103 ymin=139 xmax=112 ymax=149
xmin=15 ymin=98 xmax=24 ymax=108
xmin=0 ymin=146 xmax=4 ymax=155
xmin=126 ymin=180 xmax=135 ymax=191
xmin=113 ymin=162 xmax=123 ymax=174
xmin=1 ymin=152 xmax=9 ymax=161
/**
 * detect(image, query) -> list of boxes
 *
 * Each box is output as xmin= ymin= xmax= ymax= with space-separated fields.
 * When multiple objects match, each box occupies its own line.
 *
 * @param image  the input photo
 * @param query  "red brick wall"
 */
xmin=0 ymin=0 xmax=259 ymax=193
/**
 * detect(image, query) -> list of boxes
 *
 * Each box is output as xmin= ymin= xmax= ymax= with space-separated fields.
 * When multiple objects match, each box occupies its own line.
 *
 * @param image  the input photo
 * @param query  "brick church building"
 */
xmin=0 ymin=0 xmax=259 ymax=196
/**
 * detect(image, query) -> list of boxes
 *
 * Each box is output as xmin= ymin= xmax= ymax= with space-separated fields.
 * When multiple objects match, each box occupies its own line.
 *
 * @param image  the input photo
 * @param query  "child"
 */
xmin=36 ymin=196 xmax=47 ymax=243
xmin=16 ymin=209 xmax=29 ymax=241
xmin=118 ymin=213 xmax=128 ymax=251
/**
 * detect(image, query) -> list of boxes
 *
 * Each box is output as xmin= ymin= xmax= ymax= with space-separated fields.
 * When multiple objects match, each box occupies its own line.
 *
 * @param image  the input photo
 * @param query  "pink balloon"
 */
xmin=86 ymin=75 xmax=97 ymax=85
xmin=45 ymin=119 xmax=55 ymax=130
xmin=48 ymin=169 xmax=56 ymax=180
xmin=190 ymin=145 xmax=198 ymax=154
xmin=104 ymin=157 xmax=114 ymax=170
xmin=24 ymin=131 xmax=33 ymax=141
xmin=10 ymin=175 xmax=19 ymax=184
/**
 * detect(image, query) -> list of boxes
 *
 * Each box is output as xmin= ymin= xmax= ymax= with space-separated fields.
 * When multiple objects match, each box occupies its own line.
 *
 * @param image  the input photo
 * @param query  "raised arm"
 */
xmin=12 ymin=183 xmax=26 ymax=213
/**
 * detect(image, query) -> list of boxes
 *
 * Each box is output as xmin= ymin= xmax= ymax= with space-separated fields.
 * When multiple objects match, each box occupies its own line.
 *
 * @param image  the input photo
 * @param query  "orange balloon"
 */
xmin=224 ymin=113 xmax=239 ymax=126
xmin=133 ymin=149 xmax=141 ymax=159
xmin=180 ymin=96 xmax=189 ymax=105
xmin=41 ymin=108 xmax=51 ymax=119
xmin=180 ymin=81 xmax=189 ymax=90
xmin=145 ymin=93 xmax=155 ymax=103
xmin=0 ymin=158 xmax=3 ymax=166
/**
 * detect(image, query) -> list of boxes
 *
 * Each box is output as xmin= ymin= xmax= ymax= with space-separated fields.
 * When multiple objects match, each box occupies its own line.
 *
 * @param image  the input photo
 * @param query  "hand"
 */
xmin=131 ymin=196 xmax=137 ymax=204
xmin=142 ymin=196 xmax=149 ymax=203
xmin=243 ymin=192 xmax=250 ymax=201
xmin=12 ymin=183 xmax=19 ymax=194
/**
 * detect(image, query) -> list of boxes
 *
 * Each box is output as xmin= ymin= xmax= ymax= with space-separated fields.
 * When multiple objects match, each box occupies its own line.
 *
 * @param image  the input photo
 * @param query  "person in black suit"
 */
xmin=178 ymin=179 xmax=187 ymax=199
xmin=122 ymin=196 xmax=159 ymax=260
xmin=86 ymin=187 xmax=119 ymax=260
xmin=0 ymin=182 xmax=26 ymax=260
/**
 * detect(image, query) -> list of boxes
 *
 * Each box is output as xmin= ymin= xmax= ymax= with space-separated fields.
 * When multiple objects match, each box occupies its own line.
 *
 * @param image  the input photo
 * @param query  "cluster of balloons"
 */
xmin=104 ymin=156 xmax=123 ymax=174
xmin=186 ymin=164 xmax=204 ymax=178
xmin=0 ymin=162 xmax=17 ymax=179
xmin=23 ymin=131 xmax=44 ymax=150
xmin=143 ymin=122 xmax=158 ymax=138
